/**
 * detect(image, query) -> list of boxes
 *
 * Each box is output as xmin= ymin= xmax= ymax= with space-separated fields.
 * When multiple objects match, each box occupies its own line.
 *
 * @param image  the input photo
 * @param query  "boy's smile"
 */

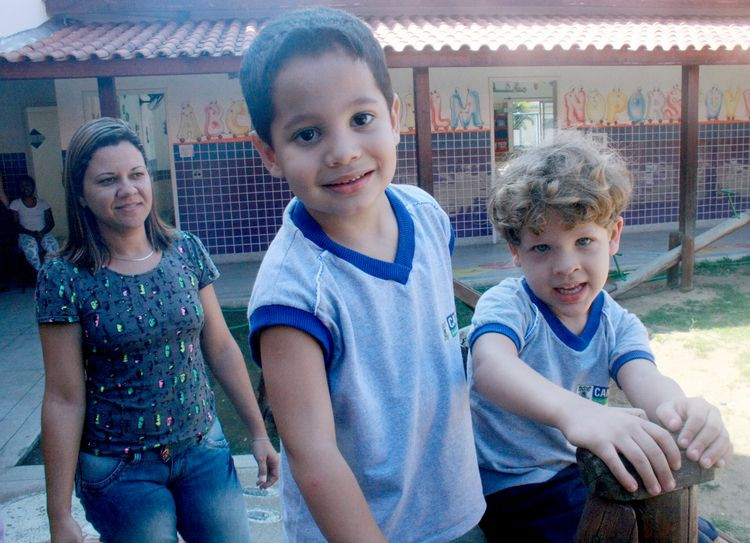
xmin=252 ymin=51 xmax=401 ymax=234
xmin=509 ymin=210 xmax=623 ymax=334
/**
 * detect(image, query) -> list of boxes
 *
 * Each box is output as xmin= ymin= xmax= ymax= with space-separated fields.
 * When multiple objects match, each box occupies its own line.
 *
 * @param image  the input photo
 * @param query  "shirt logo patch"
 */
xmin=442 ymin=312 xmax=459 ymax=340
xmin=577 ymin=384 xmax=609 ymax=405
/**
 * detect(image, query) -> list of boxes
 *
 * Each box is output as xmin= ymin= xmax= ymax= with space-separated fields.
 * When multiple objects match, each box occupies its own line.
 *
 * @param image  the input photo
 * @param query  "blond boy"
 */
xmin=469 ymin=132 xmax=732 ymax=541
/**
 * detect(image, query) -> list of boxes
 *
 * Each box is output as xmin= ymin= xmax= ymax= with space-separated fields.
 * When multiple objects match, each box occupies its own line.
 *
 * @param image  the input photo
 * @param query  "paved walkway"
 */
xmin=1 ymin=223 xmax=748 ymax=541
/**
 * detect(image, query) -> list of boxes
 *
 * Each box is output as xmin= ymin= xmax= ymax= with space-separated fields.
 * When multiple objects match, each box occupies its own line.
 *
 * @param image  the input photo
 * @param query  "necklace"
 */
xmin=110 ymin=248 xmax=155 ymax=262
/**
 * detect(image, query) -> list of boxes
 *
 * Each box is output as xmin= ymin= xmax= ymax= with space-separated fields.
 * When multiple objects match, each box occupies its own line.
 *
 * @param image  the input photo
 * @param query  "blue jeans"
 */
xmin=76 ymin=420 xmax=251 ymax=543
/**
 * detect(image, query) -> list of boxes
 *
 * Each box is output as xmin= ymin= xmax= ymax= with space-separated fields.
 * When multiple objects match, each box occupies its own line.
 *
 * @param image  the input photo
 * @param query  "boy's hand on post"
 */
xmin=655 ymin=396 xmax=733 ymax=469
xmin=559 ymin=401 xmax=680 ymax=496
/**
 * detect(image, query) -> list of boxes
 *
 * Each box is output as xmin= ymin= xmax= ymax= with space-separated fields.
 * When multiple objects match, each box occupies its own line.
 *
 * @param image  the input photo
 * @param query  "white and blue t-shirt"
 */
xmin=468 ymin=277 xmax=654 ymax=495
xmin=249 ymin=184 xmax=485 ymax=542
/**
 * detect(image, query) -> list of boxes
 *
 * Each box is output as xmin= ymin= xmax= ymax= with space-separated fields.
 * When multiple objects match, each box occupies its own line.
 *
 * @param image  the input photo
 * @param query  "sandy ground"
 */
xmin=617 ymin=274 xmax=750 ymax=541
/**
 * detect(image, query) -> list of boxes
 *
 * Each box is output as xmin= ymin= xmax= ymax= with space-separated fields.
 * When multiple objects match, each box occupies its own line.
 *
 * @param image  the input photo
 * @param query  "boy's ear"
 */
xmin=249 ymin=131 xmax=284 ymax=178
xmin=390 ymin=93 xmax=401 ymax=147
xmin=508 ymin=243 xmax=522 ymax=267
xmin=608 ymin=216 xmax=624 ymax=256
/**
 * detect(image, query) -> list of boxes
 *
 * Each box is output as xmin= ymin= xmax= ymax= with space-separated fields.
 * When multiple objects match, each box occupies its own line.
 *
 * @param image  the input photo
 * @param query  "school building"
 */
xmin=0 ymin=0 xmax=749 ymax=262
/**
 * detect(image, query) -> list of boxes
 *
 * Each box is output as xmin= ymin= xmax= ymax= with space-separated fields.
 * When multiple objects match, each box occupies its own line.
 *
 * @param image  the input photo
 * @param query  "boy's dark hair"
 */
xmin=489 ymin=131 xmax=633 ymax=246
xmin=240 ymin=7 xmax=394 ymax=147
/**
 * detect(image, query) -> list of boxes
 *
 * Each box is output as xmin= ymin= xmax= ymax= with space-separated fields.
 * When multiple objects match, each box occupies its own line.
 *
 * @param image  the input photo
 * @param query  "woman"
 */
xmin=36 ymin=117 xmax=278 ymax=542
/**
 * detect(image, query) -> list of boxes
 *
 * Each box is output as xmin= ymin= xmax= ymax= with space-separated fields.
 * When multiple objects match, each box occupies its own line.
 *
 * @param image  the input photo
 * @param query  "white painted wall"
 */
xmin=54 ymin=65 xmax=750 ymax=151
xmin=55 ymin=74 xmax=246 ymax=148
xmin=0 ymin=79 xmax=56 ymax=152
xmin=393 ymin=65 xmax=750 ymax=129
xmin=0 ymin=0 xmax=48 ymax=38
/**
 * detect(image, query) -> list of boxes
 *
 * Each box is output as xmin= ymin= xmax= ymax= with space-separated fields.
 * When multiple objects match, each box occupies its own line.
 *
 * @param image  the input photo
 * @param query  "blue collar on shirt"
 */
xmin=290 ymin=186 xmax=415 ymax=284
xmin=522 ymin=279 xmax=604 ymax=351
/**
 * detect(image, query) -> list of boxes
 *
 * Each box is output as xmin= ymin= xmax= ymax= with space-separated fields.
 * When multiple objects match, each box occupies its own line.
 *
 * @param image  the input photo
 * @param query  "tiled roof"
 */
xmin=2 ymin=14 xmax=750 ymax=64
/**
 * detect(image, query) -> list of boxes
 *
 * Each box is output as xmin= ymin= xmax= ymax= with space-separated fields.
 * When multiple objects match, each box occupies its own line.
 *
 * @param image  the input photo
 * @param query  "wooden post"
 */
xmin=609 ymin=211 xmax=750 ymax=298
xmin=575 ymin=445 xmax=713 ymax=542
xmin=635 ymin=487 xmax=700 ymax=543
xmin=97 ymin=76 xmax=119 ymax=119
xmin=666 ymin=231 xmax=682 ymax=288
xmin=679 ymin=65 xmax=700 ymax=292
xmin=453 ymin=279 xmax=481 ymax=310
xmin=412 ymin=67 xmax=433 ymax=195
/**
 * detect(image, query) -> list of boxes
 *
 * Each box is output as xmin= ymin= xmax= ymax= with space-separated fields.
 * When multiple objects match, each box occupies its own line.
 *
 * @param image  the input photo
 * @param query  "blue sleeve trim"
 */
xmin=449 ymin=226 xmax=455 ymax=255
xmin=611 ymin=350 xmax=655 ymax=387
xmin=248 ymin=305 xmax=333 ymax=369
xmin=469 ymin=323 xmax=521 ymax=352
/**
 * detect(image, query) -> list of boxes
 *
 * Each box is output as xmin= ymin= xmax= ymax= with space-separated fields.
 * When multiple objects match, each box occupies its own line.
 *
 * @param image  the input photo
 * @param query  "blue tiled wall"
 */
xmin=173 ymin=122 xmax=750 ymax=256
xmin=174 ymin=140 xmax=291 ymax=256
xmin=392 ymin=131 xmax=494 ymax=239
xmin=585 ymin=122 xmax=750 ymax=226
xmin=432 ymin=130 xmax=494 ymax=239
xmin=0 ymin=152 xmax=29 ymax=200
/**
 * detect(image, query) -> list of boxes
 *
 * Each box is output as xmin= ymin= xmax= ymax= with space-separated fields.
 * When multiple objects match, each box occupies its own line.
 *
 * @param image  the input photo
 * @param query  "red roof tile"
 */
xmin=2 ymin=14 xmax=750 ymax=63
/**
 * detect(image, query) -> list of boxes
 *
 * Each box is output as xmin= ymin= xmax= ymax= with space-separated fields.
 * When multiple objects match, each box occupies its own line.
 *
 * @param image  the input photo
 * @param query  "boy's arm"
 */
xmin=472 ymin=332 xmax=681 ymax=495
xmin=260 ymin=325 xmax=387 ymax=543
xmin=618 ymin=359 xmax=732 ymax=469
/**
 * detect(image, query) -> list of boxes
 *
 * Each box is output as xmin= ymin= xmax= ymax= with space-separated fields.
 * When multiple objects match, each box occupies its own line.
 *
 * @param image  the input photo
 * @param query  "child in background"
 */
xmin=468 ymin=132 xmax=732 ymax=541
xmin=9 ymin=175 xmax=59 ymax=271
xmin=240 ymin=7 xmax=485 ymax=542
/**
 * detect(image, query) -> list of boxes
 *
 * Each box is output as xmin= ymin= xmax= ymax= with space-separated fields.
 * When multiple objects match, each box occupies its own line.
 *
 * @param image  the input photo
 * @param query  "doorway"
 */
xmin=492 ymin=79 xmax=557 ymax=167
xmin=119 ymin=92 xmax=174 ymax=225
xmin=25 ymin=106 xmax=66 ymax=240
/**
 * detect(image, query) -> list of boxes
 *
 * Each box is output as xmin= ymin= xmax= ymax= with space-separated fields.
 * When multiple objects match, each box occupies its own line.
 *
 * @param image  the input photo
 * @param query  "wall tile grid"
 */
xmin=395 ymin=131 xmax=494 ymax=239
xmin=583 ymin=122 xmax=750 ymax=226
xmin=174 ymin=123 xmax=749 ymax=256
xmin=0 ymin=152 xmax=29 ymax=200
xmin=431 ymin=130 xmax=494 ymax=239
xmin=174 ymin=134 xmax=494 ymax=256
xmin=174 ymin=140 xmax=291 ymax=256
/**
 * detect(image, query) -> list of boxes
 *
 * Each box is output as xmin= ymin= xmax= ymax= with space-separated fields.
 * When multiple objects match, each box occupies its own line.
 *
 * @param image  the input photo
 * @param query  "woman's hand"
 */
xmin=49 ymin=510 xmax=84 ymax=543
xmin=251 ymin=437 xmax=280 ymax=489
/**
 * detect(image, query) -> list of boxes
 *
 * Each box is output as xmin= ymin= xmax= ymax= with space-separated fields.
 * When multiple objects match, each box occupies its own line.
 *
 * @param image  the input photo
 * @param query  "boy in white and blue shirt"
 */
xmin=240 ymin=7 xmax=484 ymax=542
xmin=469 ymin=132 xmax=732 ymax=541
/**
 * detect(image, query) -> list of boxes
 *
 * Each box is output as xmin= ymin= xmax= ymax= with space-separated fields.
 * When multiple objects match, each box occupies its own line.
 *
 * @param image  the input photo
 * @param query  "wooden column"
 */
xmin=412 ymin=67 xmax=433 ymax=195
xmin=575 ymin=445 xmax=713 ymax=543
xmin=666 ymin=231 xmax=682 ymax=288
xmin=97 ymin=76 xmax=119 ymax=119
xmin=679 ymin=65 xmax=700 ymax=291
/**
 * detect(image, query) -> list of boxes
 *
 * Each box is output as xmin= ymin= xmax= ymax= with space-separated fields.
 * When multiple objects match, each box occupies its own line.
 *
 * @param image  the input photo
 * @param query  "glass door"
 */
xmin=492 ymin=79 xmax=557 ymax=166
xmin=510 ymin=99 xmax=555 ymax=151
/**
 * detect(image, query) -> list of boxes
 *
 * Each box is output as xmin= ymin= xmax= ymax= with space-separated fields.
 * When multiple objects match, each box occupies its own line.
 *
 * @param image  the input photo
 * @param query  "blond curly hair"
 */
xmin=489 ymin=131 xmax=632 ymax=246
